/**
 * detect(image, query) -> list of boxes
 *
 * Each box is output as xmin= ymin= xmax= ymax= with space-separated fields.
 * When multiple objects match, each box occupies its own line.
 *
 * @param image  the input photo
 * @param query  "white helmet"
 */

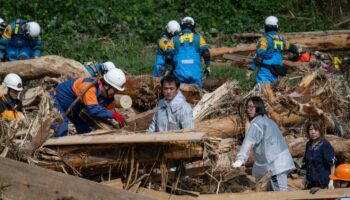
xmin=166 ymin=20 xmax=181 ymax=36
xmin=181 ymin=16 xmax=195 ymax=27
xmin=102 ymin=61 xmax=116 ymax=72
xmin=265 ymin=16 xmax=279 ymax=28
xmin=103 ymin=68 xmax=126 ymax=91
xmin=3 ymin=73 xmax=23 ymax=91
xmin=0 ymin=18 xmax=4 ymax=24
xmin=26 ymin=21 xmax=41 ymax=37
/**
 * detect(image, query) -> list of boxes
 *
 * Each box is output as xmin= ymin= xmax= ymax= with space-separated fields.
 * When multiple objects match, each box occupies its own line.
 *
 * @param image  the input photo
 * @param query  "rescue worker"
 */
xmin=84 ymin=61 xmax=116 ymax=77
xmin=148 ymin=75 xmax=194 ymax=132
xmin=232 ymin=96 xmax=295 ymax=191
xmin=152 ymin=20 xmax=181 ymax=77
xmin=51 ymin=68 xmax=127 ymax=137
xmin=0 ymin=73 xmax=23 ymax=120
xmin=301 ymin=118 xmax=336 ymax=189
xmin=246 ymin=16 xmax=299 ymax=84
xmin=330 ymin=164 xmax=350 ymax=189
xmin=0 ymin=19 xmax=41 ymax=61
xmin=0 ymin=18 xmax=7 ymax=36
xmin=166 ymin=16 xmax=211 ymax=88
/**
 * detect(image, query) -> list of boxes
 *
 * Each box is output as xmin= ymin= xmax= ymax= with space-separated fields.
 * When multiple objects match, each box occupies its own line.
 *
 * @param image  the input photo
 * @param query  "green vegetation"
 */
xmin=1 ymin=0 xmax=349 ymax=84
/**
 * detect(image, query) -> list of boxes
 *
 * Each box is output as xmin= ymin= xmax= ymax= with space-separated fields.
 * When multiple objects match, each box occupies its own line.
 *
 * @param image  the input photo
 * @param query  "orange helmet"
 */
xmin=330 ymin=164 xmax=350 ymax=181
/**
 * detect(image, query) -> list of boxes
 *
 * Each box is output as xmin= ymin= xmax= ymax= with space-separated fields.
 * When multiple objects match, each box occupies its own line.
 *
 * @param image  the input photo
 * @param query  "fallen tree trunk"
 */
xmin=121 ymin=75 xmax=201 ymax=110
xmin=0 ymin=55 xmax=90 ymax=80
xmin=0 ymin=157 xmax=151 ymax=200
xmin=211 ymin=30 xmax=350 ymax=57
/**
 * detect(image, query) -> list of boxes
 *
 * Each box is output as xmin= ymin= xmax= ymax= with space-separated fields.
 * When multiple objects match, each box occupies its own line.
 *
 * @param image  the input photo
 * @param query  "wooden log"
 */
xmin=211 ymin=30 xmax=350 ymax=57
xmin=196 ymin=116 xmax=244 ymax=138
xmin=0 ymin=55 xmax=90 ymax=81
xmin=43 ymin=131 xmax=207 ymax=146
xmin=0 ymin=157 xmax=151 ymax=200
xmin=115 ymin=94 xmax=133 ymax=109
xmin=120 ymin=75 xmax=200 ymax=110
xmin=125 ymin=108 xmax=156 ymax=132
xmin=199 ymin=188 xmax=350 ymax=200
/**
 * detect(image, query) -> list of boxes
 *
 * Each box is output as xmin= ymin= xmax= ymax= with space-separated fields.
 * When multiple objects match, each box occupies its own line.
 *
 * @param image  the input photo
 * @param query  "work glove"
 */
xmin=328 ymin=180 xmax=334 ymax=189
xmin=231 ymin=160 xmax=244 ymax=168
xmin=300 ymin=177 xmax=307 ymax=190
xmin=112 ymin=112 xmax=126 ymax=127
xmin=204 ymin=65 xmax=211 ymax=77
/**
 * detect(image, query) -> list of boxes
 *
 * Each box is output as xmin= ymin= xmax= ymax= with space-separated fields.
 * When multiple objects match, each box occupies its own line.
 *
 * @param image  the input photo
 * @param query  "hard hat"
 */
xmin=181 ymin=16 xmax=195 ymax=27
xmin=166 ymin=20 xmax=181 ymax=36
xmin=0 ymin=18 xmax=7 ymax=31
xmin=26 ymin=21 xmax=41 ymax=37
xmin=0 ymin=18 xmax=4 ymax=24
xmin=103 ymin=68 xmax=126 ymax=91
xmin=102 ymin=61 xmax=116 ymax=72
xmin=330 ymin=164 xmax=350 ymax=181
xmin=265 ymin=16 xmax=279 ymax=28
xmin=3 ymin=73 xmax=23 ymax=91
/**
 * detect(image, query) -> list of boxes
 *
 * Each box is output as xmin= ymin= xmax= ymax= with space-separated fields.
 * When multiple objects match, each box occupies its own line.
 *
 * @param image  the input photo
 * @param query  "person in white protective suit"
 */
xmin=232 ymin=96 xmax=295 ymax=191
xmin=147 ymin=74 xmax=194 ymax=132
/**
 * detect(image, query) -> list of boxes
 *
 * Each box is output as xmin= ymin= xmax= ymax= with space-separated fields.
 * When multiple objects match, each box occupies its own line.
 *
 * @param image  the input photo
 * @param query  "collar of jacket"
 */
xmin=159 ymin=90 xmax=186 ymax=112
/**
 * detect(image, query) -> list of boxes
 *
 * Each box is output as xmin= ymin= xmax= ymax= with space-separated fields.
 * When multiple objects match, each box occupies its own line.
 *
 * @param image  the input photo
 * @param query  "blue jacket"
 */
xmin=250 ymin=31 xmax=291 ymax=83
xmin=167 ymin=28 xmax=210 ymax=88
xmin=0 ymin=20 xmax=41 ymax=58
xmin=84 ymin=63 xmax=104 ymax=77
xmin=302 ymin=139 xmax=336 ymax=188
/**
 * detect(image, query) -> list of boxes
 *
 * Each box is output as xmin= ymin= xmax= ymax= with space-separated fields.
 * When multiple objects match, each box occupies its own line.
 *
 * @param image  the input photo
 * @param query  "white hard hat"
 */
xmin=0 ymin=18 xmax=4 ymax=24
xmin=102 ymin=61 xmax=116 ymax=72
xmin=166 ymin=20 xmax=181 ymax=36
xmin=265 ymin=16 xmax=279 ymax=28
xmin=181 ymin=16 xmax=195 ymax=26
xmin=103 ymin=68 xmax=126 ymax=91
xmin=3 ymin=73 xmax=23 ymax=91
xmin=26 ymin=21 xmax=41 ymax=37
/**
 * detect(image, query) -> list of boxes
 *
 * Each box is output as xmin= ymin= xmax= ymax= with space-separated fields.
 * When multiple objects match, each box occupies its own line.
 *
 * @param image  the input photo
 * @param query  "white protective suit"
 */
xmin=148 ymin=90 xmax=194 ymax=132
xmin=236 ymin=115 xmax=295 ymax=180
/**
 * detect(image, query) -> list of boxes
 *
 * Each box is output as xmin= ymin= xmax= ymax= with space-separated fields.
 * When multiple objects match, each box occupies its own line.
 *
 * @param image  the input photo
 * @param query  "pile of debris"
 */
xmin=0 ymin=30 xmax=350 ymax=200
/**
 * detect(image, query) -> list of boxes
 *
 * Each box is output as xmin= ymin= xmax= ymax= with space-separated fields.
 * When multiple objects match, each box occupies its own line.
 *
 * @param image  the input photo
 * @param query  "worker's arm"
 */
xmin=147 ymin=111 xmax=158 ymax=132
xmin=180 ymin=103 xmax=194 ymax=129
xmin=199 ymin=35 xmax=210 ymax=66
xmin=249 ymin=37 xmax=268 ymax=71
xmin=79 ymin=83 xmax=113 ymax=118
xmin=284 ymin=39 xmax=299 ymax=57
xmin=235 ymin=122 xmax=263 ymax=163
xmin=31 ymin=37 xmax=41 ymax=57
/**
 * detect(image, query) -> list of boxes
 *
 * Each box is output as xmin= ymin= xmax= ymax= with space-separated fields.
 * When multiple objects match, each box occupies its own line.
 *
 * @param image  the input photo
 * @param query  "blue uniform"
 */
xmin=167 ymin=28 xmax=210 ymax=88
xmin=302 ymin=139 xmax=336 ymax=188
xmin=51 ymin=77 xmax=115 ymax=137
xmin=250 ymin=31 xmax=292 ymax=83
xmin=152 ymin=35 xmax=171 ymax=77
xmin=0 ymin=20 xmax=41 ymax=61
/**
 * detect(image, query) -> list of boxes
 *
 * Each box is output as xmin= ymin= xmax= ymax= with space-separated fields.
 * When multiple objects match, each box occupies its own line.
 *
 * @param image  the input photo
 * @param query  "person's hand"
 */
xmin=112 ymin=112 xmax=126 ymax=127
xmin=231 ymin=160 xmax=243 ymax=168
xmin=246 ymin=70 xmax=253 ymax=80
xmin=328 ymin=180 xmax=334 ymax=189
xmin=300 ymin=177 xmax=307 ymax=189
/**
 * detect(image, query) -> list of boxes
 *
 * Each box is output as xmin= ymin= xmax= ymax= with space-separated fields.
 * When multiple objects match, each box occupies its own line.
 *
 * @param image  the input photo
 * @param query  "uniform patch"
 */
xmin=163 ymin=40 xmax=168 ymax=45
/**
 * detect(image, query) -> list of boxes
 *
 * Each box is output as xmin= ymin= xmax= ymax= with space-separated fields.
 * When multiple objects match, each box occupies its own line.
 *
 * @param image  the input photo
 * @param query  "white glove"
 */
xmin=300 ymin=177 xmax=307 ymax=189
xmin=231 ymin=160 xmax=244 ymax=168
xmin=328 ymin=180 xmax=334 ymax=189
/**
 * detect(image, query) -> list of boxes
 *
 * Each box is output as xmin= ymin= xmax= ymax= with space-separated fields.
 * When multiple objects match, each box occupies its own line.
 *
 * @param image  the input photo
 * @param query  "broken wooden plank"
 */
xmin=0 ymin=157 xmax=152 ymax=200
xmin=0 ymin=55 xmax=90 ymax=81
xmin=43 ymin=131 xmax=207 ymax=146
xmin=199 ymin=188 xmax=350 ymax=200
